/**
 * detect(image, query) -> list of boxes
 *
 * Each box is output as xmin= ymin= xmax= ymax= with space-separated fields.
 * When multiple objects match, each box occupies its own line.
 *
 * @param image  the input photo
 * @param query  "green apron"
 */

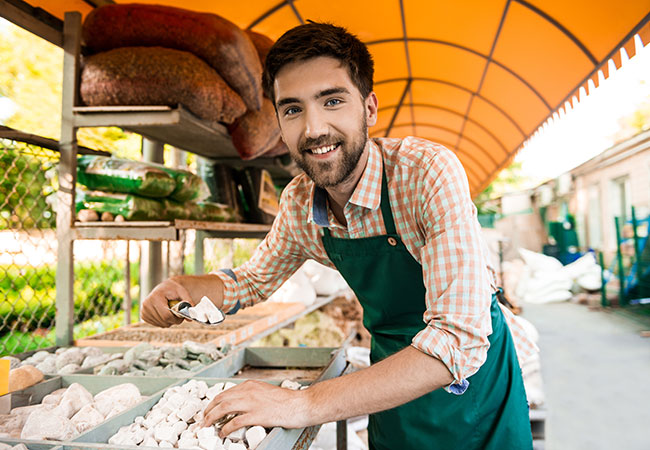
xmin=321 ymin=165 xmax=532 ymax=450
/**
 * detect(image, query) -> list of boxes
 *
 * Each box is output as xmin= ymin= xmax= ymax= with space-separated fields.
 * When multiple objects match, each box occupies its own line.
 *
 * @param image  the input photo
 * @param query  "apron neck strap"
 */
xmin=380 ymin=163 xmax=397 ymax=235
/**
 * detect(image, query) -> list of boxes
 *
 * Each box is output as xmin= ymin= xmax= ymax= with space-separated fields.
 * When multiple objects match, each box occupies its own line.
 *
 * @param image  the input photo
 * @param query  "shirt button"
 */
xmin=387 ymin=237 xmax=397 ymax=246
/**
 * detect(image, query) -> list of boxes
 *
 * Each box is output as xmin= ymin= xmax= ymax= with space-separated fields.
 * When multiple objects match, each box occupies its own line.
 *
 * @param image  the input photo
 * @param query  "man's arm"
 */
xmin=203 ymin=345 xmax=453 ymax=436
xmin=141 ymin=274 xmax=224 ymax=327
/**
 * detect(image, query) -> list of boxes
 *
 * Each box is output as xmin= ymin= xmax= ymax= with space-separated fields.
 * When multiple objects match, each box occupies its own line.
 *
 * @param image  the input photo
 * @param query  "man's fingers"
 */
xmin=219 ymin=413 xmax=255 ymax=438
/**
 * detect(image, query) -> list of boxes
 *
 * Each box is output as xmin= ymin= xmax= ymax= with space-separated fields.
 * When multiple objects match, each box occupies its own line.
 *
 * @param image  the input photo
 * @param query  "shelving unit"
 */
xmin=54 ymin=11 xmax=289 ymax=345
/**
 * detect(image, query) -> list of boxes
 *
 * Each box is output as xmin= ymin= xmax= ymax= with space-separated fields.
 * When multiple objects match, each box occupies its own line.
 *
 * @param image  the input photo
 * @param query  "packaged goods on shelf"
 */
xmin=234 ymin=168 xmax=279 ymax=225
xmin=80 ymin=46 xmax=246 ymax=124
xmin=157 ymin=165 xmax=210 ymax=203
xmin=77 ymin=155 xmax=176 ymax=198
xmin=82 ymin=3 xmax=263 ymax=111
xmin=76 ymin=190 xmax=165 ymax=221
xmin=195 ymin=201 xmax=241 ymax=223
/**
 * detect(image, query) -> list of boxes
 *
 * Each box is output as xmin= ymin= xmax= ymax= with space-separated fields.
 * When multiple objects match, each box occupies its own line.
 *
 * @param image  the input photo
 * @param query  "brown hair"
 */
xmin=262 ymin=22 xmax=374 ymax=102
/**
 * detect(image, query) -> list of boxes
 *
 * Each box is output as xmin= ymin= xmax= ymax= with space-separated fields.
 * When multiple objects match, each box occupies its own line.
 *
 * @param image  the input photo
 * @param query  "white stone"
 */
xmin=228 ymin=443 xmax=246 ymax=450
xmin=223 ymin=438 xmax=232 ymax=449
xmin=195 ymin=381 xmax=209 ymax=398
xmin=143 ymin=411 xmax=166 ymax=429
xmin=135 ymin=415 xmax=145 ymax=425
xmin=177 ymin=399 xmax=203 ymax=422
xmin=11 ymin=444 xmax=29 ymax=450
xmin=198 ymin=435 xmax=224 ymax=450
xmin=193 ymin=409 xmax=204 ymax=423
xmin=21 ymin=408 xmax=77 ymax=440
xmin=178 ymin=437 xmax=200 ymax=449
xmin=108 ymin=431 xmax=135 ymax=446
xmin=58 ymin=363 xmax=81 ymax=375
xmin=167 ymin=392 xmax=186 ymax=409
xmin=245 ymin=426 xmax=266 ymax=450
xmin=227 ymin=427 xmax=245 ymax=442
xmin=159 ymin=440 xmax=174 ymax=448
xmin=196 ymin=426 xmax=216 ymax=440
xmin=132 ymin=427 xmax=146 ymax=445
xmin=280 ymin=380 xmax=301 ymax=390
xmin=223 ymin=382 xmax=237 ymax=391
xmin=154 ymin=424 xmax=178 ymax=444
xmin=173 ymin=420 xmax=188 ymax=435
xmin=205 ymin=384 xmax=224 ymax=400
xmin=94 ymin=383 xmax=142 ymax=417
xmin=181 ymin=429 xmax=195 ymax=440
xmin=58 ymin=383 xmax=94 ymax=417
xmin=143 ymin=437 xmax=159 ymax=447
xmin=71 ymin=404 xmax=105 ymax=433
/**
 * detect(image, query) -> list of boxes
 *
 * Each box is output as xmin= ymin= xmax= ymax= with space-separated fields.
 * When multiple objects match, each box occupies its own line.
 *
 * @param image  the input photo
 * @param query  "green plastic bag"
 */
xmin=158 ymin=166 xmax=209 ymax=202
xmin=76 ymin=190 xmax=165 ymax=221
xmin=77 ymin=155 xmax=176 ymax=198
xmin=193 ymin=201 xmax=240 ymax=222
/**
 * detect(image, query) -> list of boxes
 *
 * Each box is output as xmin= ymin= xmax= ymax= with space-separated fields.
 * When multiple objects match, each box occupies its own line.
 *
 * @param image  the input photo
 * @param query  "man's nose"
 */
xmin=304 ymin=108 xmax=328 ymax=139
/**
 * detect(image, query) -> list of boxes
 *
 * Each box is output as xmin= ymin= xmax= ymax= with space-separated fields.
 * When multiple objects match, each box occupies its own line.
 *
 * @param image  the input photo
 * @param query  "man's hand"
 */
xmin=202 ymin=380 xmax=311 ymax=437
xmin=141 ymin=278 xmax=193 ymax=327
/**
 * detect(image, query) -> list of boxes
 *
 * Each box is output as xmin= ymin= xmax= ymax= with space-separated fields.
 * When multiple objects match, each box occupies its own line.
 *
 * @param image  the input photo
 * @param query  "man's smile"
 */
xmin=304 ymin=142 xmax=342 ymax=157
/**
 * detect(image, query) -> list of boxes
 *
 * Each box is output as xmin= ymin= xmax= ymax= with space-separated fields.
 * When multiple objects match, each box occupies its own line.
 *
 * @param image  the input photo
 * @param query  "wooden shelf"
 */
xmin=73 ymin=105 xmax=237 ymax=159
xmin=73 ymin=220 xmax=271 ymax=240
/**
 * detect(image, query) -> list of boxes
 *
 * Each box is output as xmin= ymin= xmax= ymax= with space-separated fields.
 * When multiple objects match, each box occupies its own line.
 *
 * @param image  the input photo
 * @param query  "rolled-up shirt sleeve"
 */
xmin=214 ymin=184 xmax=308 ymax=313
xmin=410 ymin=149 xmax=493 ymax=394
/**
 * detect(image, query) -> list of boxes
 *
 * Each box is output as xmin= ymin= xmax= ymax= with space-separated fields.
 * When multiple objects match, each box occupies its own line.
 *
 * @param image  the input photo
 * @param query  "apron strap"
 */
xmin=380 ymin=164 xmax=397 ymax=236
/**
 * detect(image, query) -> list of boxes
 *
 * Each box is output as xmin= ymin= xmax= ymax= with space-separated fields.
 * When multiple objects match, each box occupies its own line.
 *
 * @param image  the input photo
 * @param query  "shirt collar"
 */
xmin=308 ymin=139 xmax=383 ymax=227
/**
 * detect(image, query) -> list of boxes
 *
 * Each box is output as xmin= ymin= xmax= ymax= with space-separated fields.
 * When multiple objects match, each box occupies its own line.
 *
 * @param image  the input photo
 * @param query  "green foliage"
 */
xmin=0 ymin=144 xmax=57 ymax=229
xmin=0 ymin=19 xmax=142 ymax=157
xmin=0 ymin=261 xmax=139 ymax=335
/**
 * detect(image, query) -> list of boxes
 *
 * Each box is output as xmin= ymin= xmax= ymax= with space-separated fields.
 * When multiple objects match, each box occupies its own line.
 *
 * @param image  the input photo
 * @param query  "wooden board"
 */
xmin=75 ymin=302 xmax=306 ymax=348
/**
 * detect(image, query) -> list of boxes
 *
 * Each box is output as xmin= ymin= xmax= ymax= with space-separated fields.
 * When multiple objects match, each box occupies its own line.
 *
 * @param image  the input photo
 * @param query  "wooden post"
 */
xmin=55 ymin=12 xmax=81 ymax=347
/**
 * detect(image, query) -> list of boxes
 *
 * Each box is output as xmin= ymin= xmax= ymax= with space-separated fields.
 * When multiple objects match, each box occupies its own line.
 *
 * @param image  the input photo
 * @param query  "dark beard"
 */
xmin=294 ymin=117 xmax=368 ymax=188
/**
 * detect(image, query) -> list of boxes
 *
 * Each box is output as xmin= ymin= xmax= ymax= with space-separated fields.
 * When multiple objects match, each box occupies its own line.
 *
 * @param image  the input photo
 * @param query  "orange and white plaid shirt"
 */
xmin=217 ymin=136 xmax=537 ymax=392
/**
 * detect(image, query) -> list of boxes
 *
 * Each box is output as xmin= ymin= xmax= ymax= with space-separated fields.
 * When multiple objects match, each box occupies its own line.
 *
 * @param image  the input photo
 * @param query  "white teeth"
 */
xmin=311 ymin=144 xmax=336 ymax=155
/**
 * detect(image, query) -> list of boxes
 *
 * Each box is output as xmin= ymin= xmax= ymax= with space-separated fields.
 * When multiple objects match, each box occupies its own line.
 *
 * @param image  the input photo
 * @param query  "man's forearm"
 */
xmin=304 ymin=346 xmax=454 ymax=424
xmin=170 ymin=274 xmax=225 ymax=307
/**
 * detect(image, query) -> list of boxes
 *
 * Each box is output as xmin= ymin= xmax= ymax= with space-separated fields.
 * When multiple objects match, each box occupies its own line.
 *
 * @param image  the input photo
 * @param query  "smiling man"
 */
xmin=142 ymin=22 xmax=535 ymax=449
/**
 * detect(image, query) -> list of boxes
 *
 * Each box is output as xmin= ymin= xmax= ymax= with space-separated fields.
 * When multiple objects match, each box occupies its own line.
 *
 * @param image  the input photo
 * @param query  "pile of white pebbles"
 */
xmin=0 ymin=383 xmax=141 ymax=440
xmin=109 ymin=379 xmax=304 ymax=449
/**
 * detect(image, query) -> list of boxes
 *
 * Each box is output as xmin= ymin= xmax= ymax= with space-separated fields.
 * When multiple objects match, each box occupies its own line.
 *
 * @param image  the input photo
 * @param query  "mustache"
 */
xmin=299 ymin=136 xmax=342 ymax=152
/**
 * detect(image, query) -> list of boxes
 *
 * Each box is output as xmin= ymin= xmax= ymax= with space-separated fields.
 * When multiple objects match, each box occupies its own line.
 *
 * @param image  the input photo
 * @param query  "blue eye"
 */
xmin=325 ymin=98 xmax=342 ymax=107
xmin=284 ymin=107 xmax=300 ymax=116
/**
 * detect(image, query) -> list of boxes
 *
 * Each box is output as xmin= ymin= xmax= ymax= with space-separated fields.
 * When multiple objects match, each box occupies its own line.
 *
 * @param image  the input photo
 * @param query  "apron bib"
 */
xmin=321 ymin=164 xmax=532 ymax=449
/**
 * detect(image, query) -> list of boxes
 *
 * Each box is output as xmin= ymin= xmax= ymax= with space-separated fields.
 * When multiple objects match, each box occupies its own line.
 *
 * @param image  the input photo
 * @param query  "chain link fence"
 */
xmin=0 ymin=136 xmax=143 ymax=356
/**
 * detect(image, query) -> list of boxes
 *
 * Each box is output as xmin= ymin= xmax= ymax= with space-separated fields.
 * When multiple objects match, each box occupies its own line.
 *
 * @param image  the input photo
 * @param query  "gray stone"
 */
xmin=124 ymin=343 xmax=152 ymax=365
xmin=34 ymin=358 xmax=57 ymax=375
xmin=57 ymin=363 xmax=80 ymax=375
xmin=81 ymin=353 xmax=111 ymax=369
xmin=54 ymin=348 xmax=84 ymax=370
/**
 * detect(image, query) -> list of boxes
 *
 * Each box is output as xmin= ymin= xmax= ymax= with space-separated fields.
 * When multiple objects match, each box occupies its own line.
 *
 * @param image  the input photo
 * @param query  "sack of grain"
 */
xmin=228 ymin=97 xmax=281 ymax=160
xmin=81 ymin=46 xmax=246 ymax=125
xmin=82 ymin=3 xmax=263 ymax=111
xmin=244 ymin=29 xmax=274 ymax=66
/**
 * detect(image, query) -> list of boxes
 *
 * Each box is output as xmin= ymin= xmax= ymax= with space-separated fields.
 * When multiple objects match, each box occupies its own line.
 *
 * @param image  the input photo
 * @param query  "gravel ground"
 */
xmin=521 ymin=301 xmax=650 ymax=450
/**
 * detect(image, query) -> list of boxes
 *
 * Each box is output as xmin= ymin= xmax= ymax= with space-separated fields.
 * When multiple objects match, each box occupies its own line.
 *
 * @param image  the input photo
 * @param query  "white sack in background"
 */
xmin=267 ymin=269 xmax=317 ymax=306
xmin=301 ymin=259 xmax=349 ymax=296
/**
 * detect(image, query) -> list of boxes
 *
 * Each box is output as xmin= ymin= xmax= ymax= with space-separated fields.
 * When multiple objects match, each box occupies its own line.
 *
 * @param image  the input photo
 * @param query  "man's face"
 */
xmin=273 ymin=56 xmax=377 ymax=188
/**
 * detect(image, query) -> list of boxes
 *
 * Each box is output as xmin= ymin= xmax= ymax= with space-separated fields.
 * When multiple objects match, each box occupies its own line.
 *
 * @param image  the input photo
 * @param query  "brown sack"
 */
xmin=244 ymin=30 xmax=275 ymax=66
xmin=9 ymin=365 xmax=44 ymax=392
xmin=83 ymin=3 xmax=263 ymax=111
xmin=81 ymin=47 xmax=246 ymax=124
xmin=228 ymin=98 xmax=281 ymax=160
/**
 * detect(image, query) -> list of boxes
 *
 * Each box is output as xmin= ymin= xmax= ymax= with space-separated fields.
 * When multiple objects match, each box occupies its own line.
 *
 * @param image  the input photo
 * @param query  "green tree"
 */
xmin=474 ymin=161 xmax=527 ymax=214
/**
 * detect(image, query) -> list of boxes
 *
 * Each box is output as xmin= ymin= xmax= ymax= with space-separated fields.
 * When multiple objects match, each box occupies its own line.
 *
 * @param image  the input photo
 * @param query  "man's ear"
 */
xmin=365 ymin=92 xmax=378 ymax=127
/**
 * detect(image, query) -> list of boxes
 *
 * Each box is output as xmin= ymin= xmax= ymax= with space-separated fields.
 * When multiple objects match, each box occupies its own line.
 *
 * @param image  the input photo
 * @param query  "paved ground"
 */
xmin=521 ymin=301 xmax=650 ymax=450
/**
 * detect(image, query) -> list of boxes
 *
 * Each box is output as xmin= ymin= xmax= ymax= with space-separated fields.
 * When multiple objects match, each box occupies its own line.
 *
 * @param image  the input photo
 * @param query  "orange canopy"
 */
xmin=17 ymin=1 xmax=650 ymax=195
